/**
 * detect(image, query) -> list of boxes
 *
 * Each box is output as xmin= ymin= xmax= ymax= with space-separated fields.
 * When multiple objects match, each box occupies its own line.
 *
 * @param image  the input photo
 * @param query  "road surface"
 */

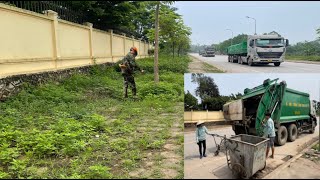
xmin=184 ymin=118 xmax=319 ymax=179
xmin=189 ymin=53 xmax=320 ymax=73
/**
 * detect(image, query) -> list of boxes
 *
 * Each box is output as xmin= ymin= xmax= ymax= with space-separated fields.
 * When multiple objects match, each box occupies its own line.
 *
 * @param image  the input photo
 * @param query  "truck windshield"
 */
xmin=256 ymin=39 xmax=284 ymax=47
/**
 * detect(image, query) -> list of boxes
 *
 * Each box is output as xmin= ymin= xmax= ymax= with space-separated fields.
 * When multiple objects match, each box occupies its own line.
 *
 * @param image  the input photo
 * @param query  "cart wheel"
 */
xmin=232 ymin=163 xmax=247 ymax=179
xmin=214 ymin=150 xmax=219 ymax=156
xmin=261 ymin=161 xmax=266 ymax=170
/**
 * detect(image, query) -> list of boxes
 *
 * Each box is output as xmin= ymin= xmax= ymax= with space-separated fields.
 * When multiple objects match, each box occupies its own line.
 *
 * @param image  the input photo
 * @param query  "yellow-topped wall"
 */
xmin=0 ymin=3 xmax=152 ymax=79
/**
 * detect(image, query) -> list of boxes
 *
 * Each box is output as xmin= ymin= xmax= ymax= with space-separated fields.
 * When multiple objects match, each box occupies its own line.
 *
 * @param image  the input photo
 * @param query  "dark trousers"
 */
xmin=123 ymin=75 xmax=136 ymax=97
xmin=198 ymin=140 xmax=206 ymax=156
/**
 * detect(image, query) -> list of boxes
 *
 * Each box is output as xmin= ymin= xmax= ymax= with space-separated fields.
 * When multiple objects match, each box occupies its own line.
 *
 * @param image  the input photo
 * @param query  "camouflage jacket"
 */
xmin=121 ymin=52 xmax=141 ymax=75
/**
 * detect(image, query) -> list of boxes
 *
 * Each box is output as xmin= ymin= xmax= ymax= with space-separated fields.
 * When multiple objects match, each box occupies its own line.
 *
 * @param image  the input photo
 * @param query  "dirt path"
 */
xmin=188 ymin=55 xmax=224 ymax=73
xmin=128 ymin=103 xmax=184 ymax=179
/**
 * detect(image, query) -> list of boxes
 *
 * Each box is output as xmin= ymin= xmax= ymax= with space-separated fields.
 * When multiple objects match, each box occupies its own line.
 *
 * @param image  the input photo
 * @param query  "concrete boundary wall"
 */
xmin=184 ymin=110 xmax=225 ymax=123
xmin=0 ymin=62 xmax=114 ymax=101
xmin=0 ymin=3 xmax=152 ymax=79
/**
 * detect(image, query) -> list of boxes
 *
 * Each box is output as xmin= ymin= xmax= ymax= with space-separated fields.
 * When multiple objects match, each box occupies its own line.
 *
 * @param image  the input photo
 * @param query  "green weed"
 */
xmin=0 ymin=55 xmax=188 ymax=178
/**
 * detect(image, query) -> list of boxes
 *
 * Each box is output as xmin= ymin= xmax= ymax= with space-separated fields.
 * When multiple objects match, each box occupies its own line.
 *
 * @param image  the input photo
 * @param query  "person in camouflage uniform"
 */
xmin=119 ymin=47 xmax=144 ymax=98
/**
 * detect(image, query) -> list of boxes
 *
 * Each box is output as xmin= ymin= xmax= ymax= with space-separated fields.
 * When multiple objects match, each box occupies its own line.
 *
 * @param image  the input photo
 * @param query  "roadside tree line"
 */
xmin=184 ymin=73 xmax=242 ymax=111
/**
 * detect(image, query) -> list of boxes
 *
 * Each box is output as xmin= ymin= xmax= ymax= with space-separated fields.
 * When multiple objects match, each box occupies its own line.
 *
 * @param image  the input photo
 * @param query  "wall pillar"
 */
xmin=138 ymin=38 xmax=141 ymax=58
xmin=108 ymin=29 xmax=113 ymax=62
xmin=122 ymin=33 xmax=126 ymax=56
xmin=84 ymin=22 xmax=94 ymax=64
xmin=46 ymin=10 xmax=60 ymax=69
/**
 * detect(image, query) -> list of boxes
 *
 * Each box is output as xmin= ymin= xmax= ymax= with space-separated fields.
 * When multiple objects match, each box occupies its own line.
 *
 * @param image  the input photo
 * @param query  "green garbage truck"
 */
xmin=223 ymin=78 xmax=317 ymax=146
xmin=227 ymin=35 xmax=289 ymax=66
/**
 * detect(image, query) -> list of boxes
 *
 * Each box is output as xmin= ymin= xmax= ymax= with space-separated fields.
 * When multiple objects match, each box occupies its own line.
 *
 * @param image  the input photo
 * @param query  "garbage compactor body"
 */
xmin=223 ymin=78 xmax=317 ymax=146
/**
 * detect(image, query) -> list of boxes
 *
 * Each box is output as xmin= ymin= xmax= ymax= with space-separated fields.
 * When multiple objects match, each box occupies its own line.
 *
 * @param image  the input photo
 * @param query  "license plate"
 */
xmin=268 ymin=60 xmax=272 ymax=62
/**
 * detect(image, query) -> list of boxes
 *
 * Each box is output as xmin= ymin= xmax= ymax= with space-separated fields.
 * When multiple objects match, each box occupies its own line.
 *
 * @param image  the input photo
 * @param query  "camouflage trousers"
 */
xmin=123 ymin=75 xmax=136 ymax=98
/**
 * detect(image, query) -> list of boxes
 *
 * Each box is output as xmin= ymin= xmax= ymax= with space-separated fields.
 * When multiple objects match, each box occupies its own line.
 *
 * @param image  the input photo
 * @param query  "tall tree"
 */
xmin=154 ymin=1 xmax=160 ymax=84
xmin=191 ymin=73 xmax=220 ymax=101
xmin=150 ymin=1 xmax=175 ymax=84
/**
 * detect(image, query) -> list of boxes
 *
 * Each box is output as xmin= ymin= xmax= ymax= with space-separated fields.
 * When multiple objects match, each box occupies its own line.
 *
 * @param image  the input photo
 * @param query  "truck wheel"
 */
xmin=228 ymin=56 xmax=230 ymax=62
xmin=238 ymin=56 xmax=242 ymax=64
xmin=248 ymin=58 xmax=253 ymax=66
xmin=288 ymin=124 xmax=298 ymax=142
xmin=274 ymin=62 xmax=281 ymax=66
xmin=309 ymin=120 xmax=315 ymax=134
xmin=275 ymin=126 xmax=288 ymax=146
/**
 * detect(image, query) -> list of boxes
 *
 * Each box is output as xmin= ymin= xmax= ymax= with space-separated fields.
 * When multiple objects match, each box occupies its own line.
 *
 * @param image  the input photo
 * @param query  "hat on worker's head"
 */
xmin=265 ymin=112 xmax=271 ymax=116
xmin=196 ymin=120 xmax=205 ymax=126
xmin=130 ymin=47 xmax=138 ymax=56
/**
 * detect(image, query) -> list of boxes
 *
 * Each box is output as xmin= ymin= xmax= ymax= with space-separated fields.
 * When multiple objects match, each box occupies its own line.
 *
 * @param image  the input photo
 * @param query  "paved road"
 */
xmin=184 ymin=118 xmax=319 ymax=179
xmin=189 ymin=53 xmax=320 ymax=73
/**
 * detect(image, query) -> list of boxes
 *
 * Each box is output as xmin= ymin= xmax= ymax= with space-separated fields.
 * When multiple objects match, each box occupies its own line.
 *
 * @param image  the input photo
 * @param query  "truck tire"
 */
xmin=228 ymin=56 xmax=230 ymax=62
xmin=234 ymin=56 xmax=238 ymax=63
xmin=274 ymin=62 xmax=281 ymax=66
xmin=275 ymin=126 xmax=288 ymax=146
xmin=287 ymin=124 xmax=298 ymax=142
xmin=238 ymin=56 xmax=242 ymax=64
xmin=248 ymin=58 xmax=253 ymax=66
xmin=309 ymin=120 xmax=315 ymax=134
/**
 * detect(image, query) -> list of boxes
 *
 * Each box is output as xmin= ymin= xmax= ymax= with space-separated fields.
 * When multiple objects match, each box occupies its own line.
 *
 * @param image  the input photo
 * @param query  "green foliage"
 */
xmin=0 ymin=55 xmax=188 ymax=178
xmin=191 ymin=73 xmax=220 ymax=100
xmin=110 ymin=138 xmax=129 ymax=153
xmin=286 ymin=40 xmax=320 ymax=57
xmin=184 ymin=91 xmax=198 ymax=111
xmin=146 ymin=2 xmax=191 ymax=57
xmin=0 ymin=171 xmax=10 ymax=179
xmin=139 ymin=82 xmax=179 ymax=97
xmin=84 ymin=165 xmax=112 ymax=179
xmin=286 ymin=55 xmax=320 ymax=61
xmin=138 ymin=55 xmax=191 ymax=74
xmin=187 ymin=74 xmax=243 ymax=110
xmin=147 ymin=140 xmax=166 ymax=149
xmin=200 ymin=96 xmax=232 ymax=111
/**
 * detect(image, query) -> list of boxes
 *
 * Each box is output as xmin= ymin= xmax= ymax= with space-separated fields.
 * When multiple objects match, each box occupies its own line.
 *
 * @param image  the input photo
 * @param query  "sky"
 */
xmin=174 ymin=1 xmax=320 ymax=45
xmin=184 ymin=73 xmax=320 ymax=103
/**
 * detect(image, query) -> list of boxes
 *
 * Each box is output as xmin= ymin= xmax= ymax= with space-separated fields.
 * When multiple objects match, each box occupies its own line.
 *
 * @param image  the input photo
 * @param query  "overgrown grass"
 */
xmin=286 ymin=55 xmax=320 ymax=61
xmin=0 ymin=55 xmax=189 ymax=179
xmin=203 ymin=62 xmax=224 ymax=73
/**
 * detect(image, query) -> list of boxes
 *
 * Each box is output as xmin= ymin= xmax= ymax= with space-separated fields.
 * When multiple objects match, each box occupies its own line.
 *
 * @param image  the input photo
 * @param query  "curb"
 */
xmin=262 ymin=137 xmax=319 ymax=179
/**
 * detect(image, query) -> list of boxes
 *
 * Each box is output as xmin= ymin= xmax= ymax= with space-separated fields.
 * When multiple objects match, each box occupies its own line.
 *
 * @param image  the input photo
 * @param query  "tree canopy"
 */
xmin=185 ymin=73 xmax=243 ymax=111
xmin=184 ymin=91 xmax=198 ymax=111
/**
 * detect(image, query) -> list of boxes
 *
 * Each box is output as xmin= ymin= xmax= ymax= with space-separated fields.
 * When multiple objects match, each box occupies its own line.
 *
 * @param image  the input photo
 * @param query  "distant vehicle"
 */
xmin=202 ymin=47 xmax=215 ymax=57
xmin=199 ymin=50 xmax=205 ymax=56
xmin=227 ymin=34 xmax=289 ymax=66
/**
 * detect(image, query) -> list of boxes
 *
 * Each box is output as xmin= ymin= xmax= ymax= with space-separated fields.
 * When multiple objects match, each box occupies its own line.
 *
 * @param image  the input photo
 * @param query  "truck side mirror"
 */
xmin=285 ymin=39 xmax=289 ymax=47
xmin=249 ymin=40 xmax=254 ymax=47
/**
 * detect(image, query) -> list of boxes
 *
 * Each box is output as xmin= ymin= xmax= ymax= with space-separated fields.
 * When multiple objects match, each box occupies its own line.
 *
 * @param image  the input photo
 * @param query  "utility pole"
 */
xmin=246 ymin=16 xmax=257 ymax=35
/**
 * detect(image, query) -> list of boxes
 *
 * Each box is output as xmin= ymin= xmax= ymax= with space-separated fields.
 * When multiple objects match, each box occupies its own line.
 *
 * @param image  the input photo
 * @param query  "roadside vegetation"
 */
xmin=0 ymin=55 xmax=189 ymax=179
xmin=286 ymin=55 xmax=320 ymax=62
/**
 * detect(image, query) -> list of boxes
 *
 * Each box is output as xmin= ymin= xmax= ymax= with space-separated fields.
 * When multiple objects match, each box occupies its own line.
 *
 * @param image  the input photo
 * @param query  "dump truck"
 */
xmin=227 ymin=35 xmax=289 ymax=66
xmin=202 ymin=47 xmax=215 ymax=57
xmin=223 ymin=78 xmax=317 ymax=146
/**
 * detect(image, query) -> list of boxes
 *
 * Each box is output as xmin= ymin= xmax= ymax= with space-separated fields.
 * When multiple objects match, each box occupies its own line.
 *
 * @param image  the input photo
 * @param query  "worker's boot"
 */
xmin=132 ymin=88 xmax=137 ymax=99
xmin=124 ymin=87 xmax=128 ymax=98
